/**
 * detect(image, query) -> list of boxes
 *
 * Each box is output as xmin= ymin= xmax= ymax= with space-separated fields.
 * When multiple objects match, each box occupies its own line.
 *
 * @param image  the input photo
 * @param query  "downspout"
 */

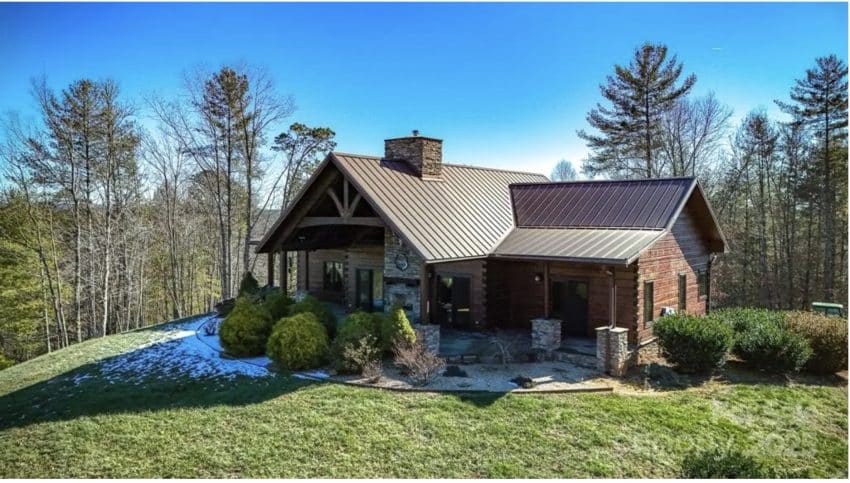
xmin=706 ymin=254 xmax=717 ymax=314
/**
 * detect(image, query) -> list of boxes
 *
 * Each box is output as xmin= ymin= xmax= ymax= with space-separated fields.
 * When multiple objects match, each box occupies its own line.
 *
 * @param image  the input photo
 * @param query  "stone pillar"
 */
xmin=595 ymin=326 xmax=610 ymax=373
xmin=414 ymin=324 xmax=440 ymax=354
xmin=531 ymin=318 xmax=562 ymax=353
xmin=608 ymin=327 xmax=629 ymax=377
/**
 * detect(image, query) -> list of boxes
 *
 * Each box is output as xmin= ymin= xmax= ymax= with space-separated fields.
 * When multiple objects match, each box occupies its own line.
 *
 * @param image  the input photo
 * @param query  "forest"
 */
xmin=0 ymin=44 xmax=846 ymax=367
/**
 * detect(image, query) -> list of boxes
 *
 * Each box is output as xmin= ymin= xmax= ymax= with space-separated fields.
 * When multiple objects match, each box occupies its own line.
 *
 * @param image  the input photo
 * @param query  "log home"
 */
xmin=256 ymin=132 xmax=726 ymax=348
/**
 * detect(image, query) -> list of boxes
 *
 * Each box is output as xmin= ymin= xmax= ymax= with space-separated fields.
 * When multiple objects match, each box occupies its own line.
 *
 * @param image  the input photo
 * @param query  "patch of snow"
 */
xmin=300 ymin=370 xmax=330 ymax=379
xmin=87 ymin=314 xmax=272 ymax=383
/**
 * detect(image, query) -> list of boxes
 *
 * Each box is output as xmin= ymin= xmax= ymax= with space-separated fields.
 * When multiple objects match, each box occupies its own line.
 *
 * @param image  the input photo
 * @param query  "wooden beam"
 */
xmin=267 ymin=252 xmax=275 ymax=287
xmin=298 ymin=216 xmax=383 ymax=228
xmin=543 ymin=262 xmax=550 ymax=318
xmin=326 ymin=188 xmax=345 ymax=216
xmin=609 ymin=267 xmax=617 ymax=328
xmin=281 ymin=250 xmax=288 ymax=294
xmin=348 ymin=193 xmax=362 ymax=216
xmin=273 ymin=169 xmax=340 ymax=248
xmin=343 ymin=179 xmax=350 ymax=213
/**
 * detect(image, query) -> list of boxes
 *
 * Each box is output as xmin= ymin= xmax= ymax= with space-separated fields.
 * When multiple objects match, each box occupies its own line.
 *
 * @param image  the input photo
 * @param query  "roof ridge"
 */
xmin=510 ymin=176 xmax=696 ymax=187
xmin=331 ymin=151 xmax=547 ymax=178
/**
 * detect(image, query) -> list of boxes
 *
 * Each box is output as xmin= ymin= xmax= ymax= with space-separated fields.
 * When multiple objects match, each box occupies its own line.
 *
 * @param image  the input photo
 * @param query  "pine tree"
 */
xmin=776 ymin=54 xmax=848 ymax=301
xmin=578 ymin=42 xmax=696 ymax=178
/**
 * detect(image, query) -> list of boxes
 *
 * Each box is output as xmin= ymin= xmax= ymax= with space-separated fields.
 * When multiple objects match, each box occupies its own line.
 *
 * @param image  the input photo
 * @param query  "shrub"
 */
xmin=219 ymin=297 xmax=273 ymax=356
xmin=381 ymin=302 xmax=416 ymax=352
xmin=653 ymin=314 xmax=733 ymax=373
xmin=332 ymin=312 xmax=384 ymax=373
xmin=712 ymin=307 xmax=786 ymax=352
xmin=341 ymin=335 xmax=383 ymax=378
xmin=238 ymin=271 xmax=260 ymax=296
xmin=393 ymin=340 xmax=444 ymax=386
xmin=214 ymin=298 xmax=236 ymax=317
xmin=289 ymin=296 xmax=337 ymax=339
xmin=262 ymin=291 xmax=294 ymax=322
xmin=785 ymin=311 xmax=848 ymax=374
xmin=266 ymin=312 xmax=329 ymax=370
xmin=682 ymin=447 xmax=778 ymax=478
xmin=0 ymin=354 xmax=14 ymax=370
xmin=734 ymin=318 xmax=812 ymax=373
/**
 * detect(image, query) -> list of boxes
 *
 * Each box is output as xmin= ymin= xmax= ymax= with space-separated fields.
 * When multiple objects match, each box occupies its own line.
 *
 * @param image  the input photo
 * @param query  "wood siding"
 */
xmin=487 ymin=259 xmax=636 ymax=335
xmin=636 ymin=203 xmax=711 ymax=342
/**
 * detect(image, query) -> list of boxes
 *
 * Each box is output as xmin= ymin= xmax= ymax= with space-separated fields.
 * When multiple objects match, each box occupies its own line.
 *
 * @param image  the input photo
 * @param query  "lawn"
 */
xmin=0 ymin=318 xmax=846 ymax=478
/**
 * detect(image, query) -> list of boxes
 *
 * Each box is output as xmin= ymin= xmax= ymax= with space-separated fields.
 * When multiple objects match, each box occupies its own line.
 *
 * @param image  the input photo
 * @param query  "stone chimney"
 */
xmin=384 ymin=131 xmax=443 ymax=179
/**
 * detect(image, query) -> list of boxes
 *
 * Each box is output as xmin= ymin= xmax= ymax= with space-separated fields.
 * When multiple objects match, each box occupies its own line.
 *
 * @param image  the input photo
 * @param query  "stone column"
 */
xmin=531 ymin=318 xmax=562 ymax=353
xmin=414 ymin=324 xmax=440 ymax=354
xmin=595 ymin=326 xmax=610 ymax=373
xmin=608 ymin=327 xmax=629 ymax=377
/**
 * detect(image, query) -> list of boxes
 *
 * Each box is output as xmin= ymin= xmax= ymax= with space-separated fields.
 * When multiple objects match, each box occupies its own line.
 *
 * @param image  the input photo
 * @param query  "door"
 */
xmin=355 ymin=268 xmax=383 ymax=312
xmin=552 ymin=279 xmax=589 ymax=336
xmin=435 ymin=275 xmax=472 ymax=329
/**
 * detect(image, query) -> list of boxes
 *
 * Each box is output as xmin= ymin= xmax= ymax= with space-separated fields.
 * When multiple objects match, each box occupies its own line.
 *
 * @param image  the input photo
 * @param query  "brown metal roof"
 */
xmin=332 ymin=153 xmax=548 ymax=261
xmin=492 ymin=228 xmax=666 ymax=265
xmin=510 ymin=177 xmax=696 ymax=229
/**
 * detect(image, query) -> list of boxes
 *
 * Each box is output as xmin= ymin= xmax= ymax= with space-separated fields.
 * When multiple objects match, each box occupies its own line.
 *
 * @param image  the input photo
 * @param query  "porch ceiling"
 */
xmin=278 ymin=225 xmax=384 ymax=251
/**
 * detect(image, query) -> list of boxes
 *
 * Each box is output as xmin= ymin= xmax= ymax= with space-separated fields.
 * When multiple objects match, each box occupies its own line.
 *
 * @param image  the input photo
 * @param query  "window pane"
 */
xmin=644 ymin=281 xmax=654 ymax=324
xmin=678 ymin=274 xmax=687 ymax=312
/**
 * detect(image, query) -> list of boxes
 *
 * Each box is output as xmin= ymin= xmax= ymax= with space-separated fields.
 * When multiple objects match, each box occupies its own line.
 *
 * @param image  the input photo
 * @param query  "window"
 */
xmin=697 ymin=269 xmax=708 ymax=297
xmin=323 ymin=261 xmax=343 ymax=291
xmin=644 ymin=281 xmax=654 ymax=326
xmin=678 ymin=274 xmax=687 ymax=312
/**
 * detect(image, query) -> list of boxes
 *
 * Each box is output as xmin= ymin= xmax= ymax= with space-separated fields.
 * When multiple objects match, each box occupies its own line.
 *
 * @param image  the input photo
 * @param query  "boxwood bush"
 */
xmin=785 ymin=311 xmax=847 ymax=374
xmin=262 ymin=291 xmax=294 ymax=322
xmin=219 ymin=296 xmax=273 ymax=356
xmin=381 ymin=302 xmax=416 ymax=352
xmin=713 ymin=308 xmax=812 ymax=373
xmin=289 ymin=295 xmax=337 ymax=339
xmin=733 ymin=320 xmax=811 ymax=373
xmin=266 ymin=312 xmax=329 ymax=370
xmin=332 ymin=312 xmax=384 ymax=373
xmin=653 ymin=314 xmax=733 ymax=373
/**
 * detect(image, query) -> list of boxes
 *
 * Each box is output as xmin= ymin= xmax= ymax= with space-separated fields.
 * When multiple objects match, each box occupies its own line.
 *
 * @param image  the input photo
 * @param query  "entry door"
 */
xmin=552 ymin=280 xmax=589 ymax=336
xmin=436 ymin=275 xmax=472 ymax=329
xmin=355 ymin=269 xmax=383 ymax=312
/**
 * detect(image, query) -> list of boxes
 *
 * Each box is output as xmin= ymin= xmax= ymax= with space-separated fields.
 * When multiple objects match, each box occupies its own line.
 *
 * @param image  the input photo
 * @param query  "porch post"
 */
xmin=543 ymin=262 xmax=550 ymax=318
xmin=280 ymin=250 xmax=288 ymax=294
xmin=304 ymin=250 xmax=310 ymax=291
xmin=267 ymin=251 xmax=275 ymax=287
xmin=420 ymin=262 xmax=430 ymax=324
xmin=609 ymin=267 xmax=617 ymax=329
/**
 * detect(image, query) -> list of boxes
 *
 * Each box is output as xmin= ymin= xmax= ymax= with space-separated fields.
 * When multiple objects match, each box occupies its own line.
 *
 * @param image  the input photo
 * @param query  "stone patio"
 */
xmin=438 ymin=327 xmax=597 ymax=363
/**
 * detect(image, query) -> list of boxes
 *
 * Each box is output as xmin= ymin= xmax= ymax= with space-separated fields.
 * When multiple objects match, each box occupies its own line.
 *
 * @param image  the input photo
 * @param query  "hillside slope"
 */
xmin=0 ymin=315 xmax=846 ymax=478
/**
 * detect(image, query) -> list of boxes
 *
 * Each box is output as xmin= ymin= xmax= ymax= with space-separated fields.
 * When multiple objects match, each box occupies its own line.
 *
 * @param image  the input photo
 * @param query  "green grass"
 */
xmin=0 ymin=321 xmax=846 ymax=478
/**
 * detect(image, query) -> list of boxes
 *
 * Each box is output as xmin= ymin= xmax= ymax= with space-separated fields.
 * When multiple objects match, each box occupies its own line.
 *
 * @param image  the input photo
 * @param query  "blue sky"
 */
xmin=0 ymin=2 xmax=846 ymax=176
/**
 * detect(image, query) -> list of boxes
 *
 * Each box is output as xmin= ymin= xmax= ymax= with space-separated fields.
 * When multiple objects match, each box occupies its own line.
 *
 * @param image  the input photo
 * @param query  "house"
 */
xmin=256 ymin=133 xmax=726 ymax=349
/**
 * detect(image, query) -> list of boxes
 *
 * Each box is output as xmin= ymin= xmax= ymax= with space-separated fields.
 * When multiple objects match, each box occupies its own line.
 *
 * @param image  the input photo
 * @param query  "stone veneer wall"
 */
xmin=384 ymin=137 xmax=443 ymax=179
xmin=383 ymin=229 xmax=424 ymax=322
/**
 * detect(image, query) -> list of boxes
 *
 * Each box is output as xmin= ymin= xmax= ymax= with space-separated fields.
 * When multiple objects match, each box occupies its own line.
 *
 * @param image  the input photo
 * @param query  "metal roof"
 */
xmin=492 ymin=228 xmax=665 ymax=265
xmin=333 ymin=153 xmax=548 ymax=261
xmin=510 ymin=177 xmax=696 ymax=229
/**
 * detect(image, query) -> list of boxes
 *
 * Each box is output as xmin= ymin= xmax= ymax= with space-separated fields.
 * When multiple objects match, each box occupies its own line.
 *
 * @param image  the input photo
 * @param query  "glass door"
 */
xmin=356 ymin=268 xmax=384 ymax=312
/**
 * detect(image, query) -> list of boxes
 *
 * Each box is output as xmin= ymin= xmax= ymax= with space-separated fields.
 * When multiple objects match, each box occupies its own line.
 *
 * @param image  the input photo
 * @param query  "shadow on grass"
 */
xmin=0 ymin=340 xmax=320 ymax=432
xmin=625 ymin=360 xmax=848 ymax=392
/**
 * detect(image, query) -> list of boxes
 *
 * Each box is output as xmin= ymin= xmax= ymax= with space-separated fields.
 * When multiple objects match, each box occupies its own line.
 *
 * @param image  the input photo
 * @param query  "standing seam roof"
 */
xmin=510 ymin=178 xmax=696 ymax=229
xmin=334 ymin=154 xmax=548 ymax=261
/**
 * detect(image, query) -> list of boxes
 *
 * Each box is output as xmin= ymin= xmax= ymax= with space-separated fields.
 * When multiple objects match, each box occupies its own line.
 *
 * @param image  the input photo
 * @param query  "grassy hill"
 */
xmin=0 ymin=316 xmax=846 ymax=478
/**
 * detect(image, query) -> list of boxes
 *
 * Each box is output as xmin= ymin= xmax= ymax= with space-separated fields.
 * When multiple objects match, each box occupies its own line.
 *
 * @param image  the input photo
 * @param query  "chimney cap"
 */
xmin=412 ymin=129 xmax=419 ymax=137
